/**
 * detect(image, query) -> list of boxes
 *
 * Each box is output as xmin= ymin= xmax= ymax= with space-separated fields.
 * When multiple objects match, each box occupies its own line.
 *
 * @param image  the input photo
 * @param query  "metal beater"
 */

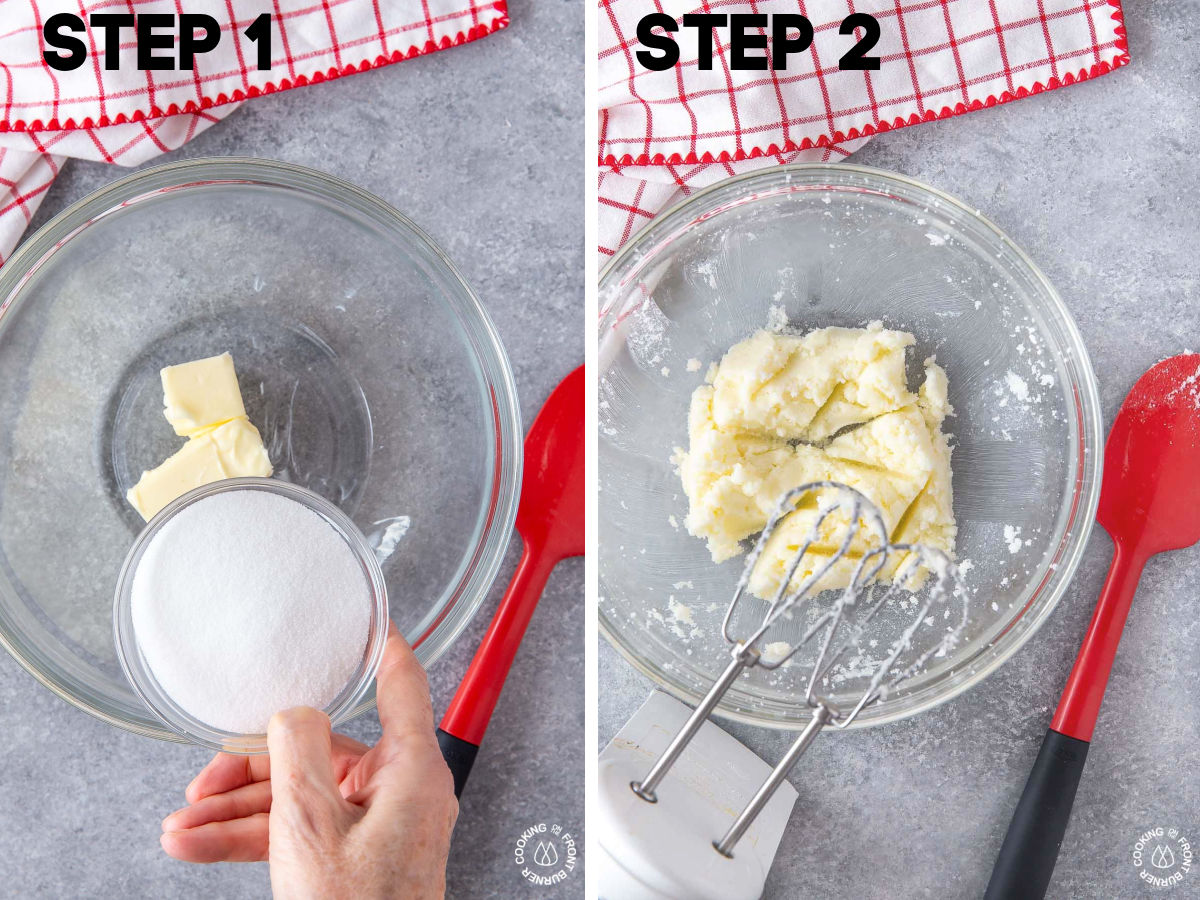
xmin=630 ymin=480 xmax=967 ymax=858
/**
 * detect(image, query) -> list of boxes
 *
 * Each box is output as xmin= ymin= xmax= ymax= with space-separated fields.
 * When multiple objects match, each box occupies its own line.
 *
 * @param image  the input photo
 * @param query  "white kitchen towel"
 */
xmin=598 ymin=0 xmax=1128 ymax=260
xmin=0 ymin=0 xmax=508 ymax=266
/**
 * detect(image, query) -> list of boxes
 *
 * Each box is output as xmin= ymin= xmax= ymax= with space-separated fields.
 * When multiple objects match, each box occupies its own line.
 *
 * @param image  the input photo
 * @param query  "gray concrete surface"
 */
xmin=0 ymin=0 xmax=583 ymax=897
xmin=600 ymin=2 xmax=1200 ymax=898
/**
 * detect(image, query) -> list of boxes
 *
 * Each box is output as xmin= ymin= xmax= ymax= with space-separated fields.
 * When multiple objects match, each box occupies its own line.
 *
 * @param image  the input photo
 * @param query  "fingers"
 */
xmin=331 ymin=733 xmax=372 ymax=776
xmin=186 ymin=753 xmax=266 ymax=804
xmin=375 ymin=621 xmax=437 ymax=745
xmin=186 ymin=734 xmax=371 ymax=804
xmin=160 ymin=813 xmax=269 ymax=863
xmin=267 ymin=707 xmax=345 ymax=823
xmin=163 ymin=727 xmax=369 ymax=865
xmin=163 ymin=780 xmax=272 ymax=833
xmin=348 ymin=622 xmax=448 ymax=811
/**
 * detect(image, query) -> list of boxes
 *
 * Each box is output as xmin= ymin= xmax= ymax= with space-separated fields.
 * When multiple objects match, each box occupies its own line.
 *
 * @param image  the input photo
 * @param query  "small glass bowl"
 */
xmin=114 ymin=478 xmax=389 ymax=754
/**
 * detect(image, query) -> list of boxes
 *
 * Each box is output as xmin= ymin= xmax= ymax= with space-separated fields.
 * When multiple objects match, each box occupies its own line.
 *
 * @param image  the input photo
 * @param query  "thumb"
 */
xmin=267 ymin=707 xmax=345 ymax=829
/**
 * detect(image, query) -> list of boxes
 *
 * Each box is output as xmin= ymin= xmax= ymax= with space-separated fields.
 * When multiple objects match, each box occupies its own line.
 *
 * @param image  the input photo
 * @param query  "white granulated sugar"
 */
xmin=131 ymin=490 xmax=372 ymax=734
xmin=766 ymin=304 xmax=789 ymax=332
xmin=667 ymin=597 xmax=695 ymax=627
xmin=1166 ymin=363 xmax=1200 ymax=408
xmin=1004 ymin=370 xmax=1030 ymax=403
xmin=695 ymin=257 xmax=720 ymax=289
xmin=626 ymin=299 xmax=671 ymax=367
xmin=1003 ymin=525 xmax=1024 ymax=555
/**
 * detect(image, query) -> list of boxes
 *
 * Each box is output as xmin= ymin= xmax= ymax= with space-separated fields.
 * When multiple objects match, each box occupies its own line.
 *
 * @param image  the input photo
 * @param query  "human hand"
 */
xmin=160 ymin=623 xmax=458 ymax=900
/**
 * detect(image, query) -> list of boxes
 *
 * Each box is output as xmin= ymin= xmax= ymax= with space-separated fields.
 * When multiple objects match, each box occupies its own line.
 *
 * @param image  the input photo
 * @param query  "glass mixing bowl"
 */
xmin=0 ymin=158 xmax=521 ymax=741
xmin=114 ymin=479 xmax=390 ymax=754
xmin=599 ymin=164 xmax=1102 ymax=730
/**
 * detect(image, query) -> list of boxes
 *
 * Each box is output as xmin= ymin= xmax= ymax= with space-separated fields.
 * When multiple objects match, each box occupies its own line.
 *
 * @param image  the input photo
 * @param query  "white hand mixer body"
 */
xmin=598 ymin=482 xmax=968 ymax=900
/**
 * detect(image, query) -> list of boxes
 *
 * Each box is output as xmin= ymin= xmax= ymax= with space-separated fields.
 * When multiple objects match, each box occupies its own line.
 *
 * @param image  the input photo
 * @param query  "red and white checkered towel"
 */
xmin=598 ymin=0 xmax=1127 ymax=259
xmin=0 ymin=0 xmax=508 ymax=266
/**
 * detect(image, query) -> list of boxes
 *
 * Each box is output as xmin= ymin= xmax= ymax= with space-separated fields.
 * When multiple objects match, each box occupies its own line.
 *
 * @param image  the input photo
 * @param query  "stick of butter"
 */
xmin=161 ymin=352 xmax=247 ymax=437
xmin=126 ymin=419 xmax=272 ymax=520
xmin=126 ymin=354 xmax=273 ymax=520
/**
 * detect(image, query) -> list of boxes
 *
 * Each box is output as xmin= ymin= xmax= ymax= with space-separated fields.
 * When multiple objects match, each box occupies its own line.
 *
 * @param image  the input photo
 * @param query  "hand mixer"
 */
xmin=598 ymin=482 xmax=967 ymax=900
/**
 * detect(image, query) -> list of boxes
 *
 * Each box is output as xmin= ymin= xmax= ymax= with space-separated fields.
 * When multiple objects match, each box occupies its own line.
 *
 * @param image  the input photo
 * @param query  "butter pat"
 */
xmin=161 ymin=352 xmax=246 ymax=437
xmin=127 ymin=419 xmax=272 ymax=520
xmin=126 ymin=352 xmax=273 ymax=520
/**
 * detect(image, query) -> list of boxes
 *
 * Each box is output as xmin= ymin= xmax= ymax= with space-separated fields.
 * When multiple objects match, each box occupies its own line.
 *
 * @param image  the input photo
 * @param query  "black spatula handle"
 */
xmin=436 ymin=728 xmax=478 ymax=798
xmin=984 ymin=728 xmax=1090 ymax=900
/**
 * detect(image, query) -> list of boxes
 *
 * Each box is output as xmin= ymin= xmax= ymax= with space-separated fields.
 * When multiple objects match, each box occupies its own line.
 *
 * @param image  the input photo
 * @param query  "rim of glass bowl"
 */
xmin=114 ymin=479 xmax=390 ymax=754
xmin=0 ymin=158 xmax=522 ymax=741
xmin=598 ymin=162 xmax=1103 ymax=731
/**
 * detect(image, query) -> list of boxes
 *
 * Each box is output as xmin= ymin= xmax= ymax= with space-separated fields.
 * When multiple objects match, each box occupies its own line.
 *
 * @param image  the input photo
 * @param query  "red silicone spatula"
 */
xmin=436 ymin=366 xmax=584 ymax=796
xmin=986 ymin=355 xmax=1200 ymax=899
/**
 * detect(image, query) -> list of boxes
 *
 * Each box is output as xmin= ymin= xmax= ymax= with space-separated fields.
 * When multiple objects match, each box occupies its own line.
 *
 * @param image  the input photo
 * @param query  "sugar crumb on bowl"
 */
xmin=1004 ymin=370 xmax=1030 ymax=403
xmin=1003 ymin=525 xmax=1024 ymax=554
